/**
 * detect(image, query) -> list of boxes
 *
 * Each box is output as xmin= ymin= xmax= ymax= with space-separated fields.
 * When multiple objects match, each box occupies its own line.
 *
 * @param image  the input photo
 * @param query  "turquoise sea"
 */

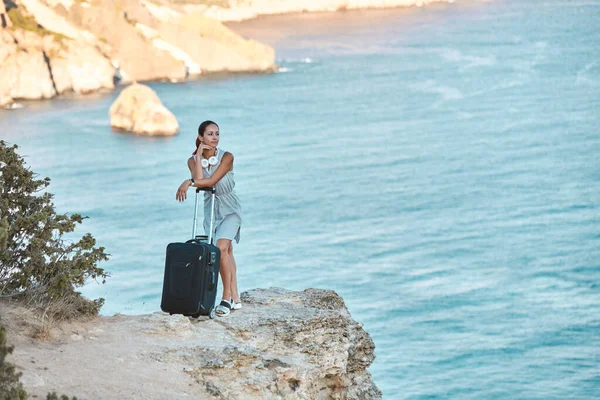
xmin=1 ymin=0 xmax=599 ymax=398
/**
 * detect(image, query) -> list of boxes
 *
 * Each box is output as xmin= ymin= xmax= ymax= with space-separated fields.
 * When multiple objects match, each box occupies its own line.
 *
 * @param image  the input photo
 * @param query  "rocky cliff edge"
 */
xmin=2 ymin=287 xmax=382 ymax=400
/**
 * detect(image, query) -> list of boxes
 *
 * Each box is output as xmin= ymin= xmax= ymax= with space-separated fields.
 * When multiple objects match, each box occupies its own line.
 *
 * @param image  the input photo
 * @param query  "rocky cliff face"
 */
xmin=0 ymin=1 xmax=114 ymax=106
xmin=0 ymin=0 xmax=276 ymax=107
xmin=0 ymin=0 xmax=452 ymax=107
xmin=3 ymin=288 xmax=381 ymax=399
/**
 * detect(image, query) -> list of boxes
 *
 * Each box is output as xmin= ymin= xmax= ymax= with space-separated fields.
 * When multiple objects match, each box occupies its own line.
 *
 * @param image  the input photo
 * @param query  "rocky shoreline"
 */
xmin=1 ymin=0 xmax=454 ymax=109
xmin=2 ymin=287 xmax=382 ymax=399
xmin=0 ymin=0 xmax=276 ymax=108
xmin=192 ymin=0 xmax=455 ymax=22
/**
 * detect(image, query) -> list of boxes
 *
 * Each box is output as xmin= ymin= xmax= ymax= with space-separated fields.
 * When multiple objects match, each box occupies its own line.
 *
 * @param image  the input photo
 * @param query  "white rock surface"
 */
xmin=19 ymin=0 xmax=87 ymax=40
xmin=109 ymin=83 xmax=179 ymax=136
xmin=1 ymin=0 xmax=456 ymax=106
xmin=3 ymin=288 xmax=381 ymax=400
xmin=49 ymin=40 xmax=115 ymax=94
xmin=0 ymin=0 xmax=276 ymax=105
xmin=0 ymin=3 xmax=114 ymax=106
xmin=0 ymin=30 xmax=55 ymax=107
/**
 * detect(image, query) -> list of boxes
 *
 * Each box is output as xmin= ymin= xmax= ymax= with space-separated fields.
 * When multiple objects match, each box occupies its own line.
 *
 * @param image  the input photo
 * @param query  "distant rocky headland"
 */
xmin=0 ymin=0 xmax=275 ymax=107
xmin=0 ymin=0 xmax=452 ymax=108
xmin=3 ymin=287 xmax=382 ymax=399
xmin=194 ymin=0 xmax=455 ymax=22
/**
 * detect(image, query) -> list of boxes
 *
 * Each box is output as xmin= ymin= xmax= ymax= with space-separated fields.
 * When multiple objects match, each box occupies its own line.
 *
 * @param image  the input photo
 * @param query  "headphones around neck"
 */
xmin=201 ymin=150 xmax=218 ymax=168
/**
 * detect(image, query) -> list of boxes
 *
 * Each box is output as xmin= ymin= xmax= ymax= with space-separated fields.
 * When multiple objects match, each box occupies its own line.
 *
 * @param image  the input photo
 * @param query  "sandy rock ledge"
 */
xmin=3 ymin=287 xmax=381 ymax=400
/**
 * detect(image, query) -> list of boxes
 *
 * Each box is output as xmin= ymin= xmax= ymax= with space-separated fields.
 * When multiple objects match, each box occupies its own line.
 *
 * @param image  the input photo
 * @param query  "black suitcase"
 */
xmin=161 ymin=187 xmax=220 ymax=319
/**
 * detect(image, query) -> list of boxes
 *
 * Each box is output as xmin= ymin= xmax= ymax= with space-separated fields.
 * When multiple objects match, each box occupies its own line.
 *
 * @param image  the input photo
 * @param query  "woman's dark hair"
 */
xmin=196 ymin=120 xmax=219 ymax=149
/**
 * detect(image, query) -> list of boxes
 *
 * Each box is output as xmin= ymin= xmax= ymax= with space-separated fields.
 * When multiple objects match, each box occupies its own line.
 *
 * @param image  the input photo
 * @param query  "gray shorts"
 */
xmin=213 ymin=213 xmax=241 ymax=244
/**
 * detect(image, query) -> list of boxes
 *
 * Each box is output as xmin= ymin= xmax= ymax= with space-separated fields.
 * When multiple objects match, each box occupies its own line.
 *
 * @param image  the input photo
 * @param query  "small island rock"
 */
xmin=109 ymin=83 xmax=179 ymax=136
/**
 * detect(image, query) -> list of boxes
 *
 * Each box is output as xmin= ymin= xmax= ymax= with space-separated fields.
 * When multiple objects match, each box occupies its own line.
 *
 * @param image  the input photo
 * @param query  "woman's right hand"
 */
xmin=197 ymin=142 xmax=214 ymax=155
xmin=176 ymin=180 xmax=192 ymax=202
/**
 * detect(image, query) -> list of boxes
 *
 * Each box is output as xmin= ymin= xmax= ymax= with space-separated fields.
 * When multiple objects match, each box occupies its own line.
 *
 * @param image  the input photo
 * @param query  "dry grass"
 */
xmin=25 ymin=290 xmax=97 ymax=340
xmin=0 ymin=288 xmax=100 ymax=341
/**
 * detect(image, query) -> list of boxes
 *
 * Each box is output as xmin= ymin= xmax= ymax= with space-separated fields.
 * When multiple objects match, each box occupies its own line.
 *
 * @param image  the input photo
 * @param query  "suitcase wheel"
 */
xmin=209 ymin=307 xmax=216 ymax=319
xmin=191 ymin=311 xmax=202 ymax=319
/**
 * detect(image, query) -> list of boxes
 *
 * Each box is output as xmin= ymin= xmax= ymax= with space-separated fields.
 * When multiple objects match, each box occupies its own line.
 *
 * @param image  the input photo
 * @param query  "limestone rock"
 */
xmin=12 ymin=48 xmax=55 ymax=99
xmin=1 ymin=0 xmax=451 ymax=107
xmin=0 ymin=94 xmax=13 ymax=108
xmin=0 ymin=29 xmax=55 ymax=106
xmin=48 ymin=40 xmax=114 ymax=94
xmin=109 ymin=83 xmax=179 ymax=136
xmin=0 ymin=0 xmax=276 ymax=107
xmin=158 ymin=12 xmax=275 ymax=74
xmin=191 ymin=288 xmax=382 ymax=400
xmin=0 ymin=31 xmax=16 ymax=107
xmin=3 ymin=288 xmax=381 ymax=400
xmin=64 ymin=0 xmax=275 ymax=79
xmin=65 ymin=0 xmax=187 ymax=82
xmin=0 ymin=2 xmax=115 ymax=106
xmin=15 ymin=0 xmax=115 ymax=94
xmin=1 ymin=1 xmax=12 ymax=28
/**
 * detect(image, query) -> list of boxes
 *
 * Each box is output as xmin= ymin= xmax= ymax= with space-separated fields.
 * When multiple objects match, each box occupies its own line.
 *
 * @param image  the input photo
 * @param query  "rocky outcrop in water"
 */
xmin=3 ymin=288 xmax=381 ymax=399
xmin=109 ymin=83 xmax=179 ymax=135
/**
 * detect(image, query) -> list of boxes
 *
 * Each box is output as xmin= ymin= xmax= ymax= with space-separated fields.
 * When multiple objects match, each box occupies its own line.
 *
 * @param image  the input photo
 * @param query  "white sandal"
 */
xmin=215 ymin=299 xmax=232 ymax=316
xmin=231 ymin=299 xmax=243 ymax=310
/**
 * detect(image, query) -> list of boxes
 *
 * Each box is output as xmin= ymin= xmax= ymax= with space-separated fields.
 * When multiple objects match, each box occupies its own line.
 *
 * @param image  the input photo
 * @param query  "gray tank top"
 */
xmin=195 ymin=148 xmax=242 ymax=240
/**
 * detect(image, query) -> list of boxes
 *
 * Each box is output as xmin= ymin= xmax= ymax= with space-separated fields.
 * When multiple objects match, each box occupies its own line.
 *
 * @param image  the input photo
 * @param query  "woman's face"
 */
xmin=200 ymin=124 xmax=220 ymax=148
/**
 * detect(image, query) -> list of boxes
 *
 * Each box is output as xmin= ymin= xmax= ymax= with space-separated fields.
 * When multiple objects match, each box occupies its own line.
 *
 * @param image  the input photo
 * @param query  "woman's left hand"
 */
xmin=176 ymin=180 xmax=192 ymax=202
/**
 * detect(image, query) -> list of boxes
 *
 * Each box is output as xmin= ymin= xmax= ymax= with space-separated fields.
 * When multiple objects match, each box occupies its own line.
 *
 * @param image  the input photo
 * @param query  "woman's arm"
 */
xmin=191 ymin=152 xmax=234 ymax=188
xmin=190 ymin=155 xmax=203 ymax=181
xmin=176 ymin=153 xmax=234 ymax=202
xmin=176 ymin=157 xmax=196 ymax=202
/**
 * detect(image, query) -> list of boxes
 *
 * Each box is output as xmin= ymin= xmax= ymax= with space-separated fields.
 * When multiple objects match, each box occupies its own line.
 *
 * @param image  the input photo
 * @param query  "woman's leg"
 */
xmin=216 ymin=239 xmax=233 ymax=301
xmin=230 ymin=246 xmax=240 ymax=303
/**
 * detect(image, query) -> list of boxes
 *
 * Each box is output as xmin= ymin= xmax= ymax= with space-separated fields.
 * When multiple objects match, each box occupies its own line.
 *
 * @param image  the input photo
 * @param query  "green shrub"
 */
xmin=0 ymin=141 xmax=109 ymax=319
xmin=0 ymin=322 xmax=27 ymax=400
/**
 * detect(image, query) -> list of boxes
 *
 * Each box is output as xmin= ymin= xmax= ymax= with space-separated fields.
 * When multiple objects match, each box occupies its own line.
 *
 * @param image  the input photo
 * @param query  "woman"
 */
xmin=176 ymin=120 xmax=242 ymax=317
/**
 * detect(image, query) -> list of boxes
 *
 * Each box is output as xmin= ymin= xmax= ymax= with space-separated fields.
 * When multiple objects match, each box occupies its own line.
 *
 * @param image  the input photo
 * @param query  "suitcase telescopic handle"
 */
xmin=192 ymin=187 xmax=216 ymax=244
xmin=196 ymin=187 xmax=216 ymax=193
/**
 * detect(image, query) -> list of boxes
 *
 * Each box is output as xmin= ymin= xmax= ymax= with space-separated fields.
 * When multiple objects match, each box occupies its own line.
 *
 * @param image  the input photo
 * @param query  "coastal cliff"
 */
xmin=2 ymin=288 xmax=381 ymax=399
xmin=0 ymin=0 xmax=453 ymax=107
xmin=0 ymin=0 xmax=275 ymax=107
